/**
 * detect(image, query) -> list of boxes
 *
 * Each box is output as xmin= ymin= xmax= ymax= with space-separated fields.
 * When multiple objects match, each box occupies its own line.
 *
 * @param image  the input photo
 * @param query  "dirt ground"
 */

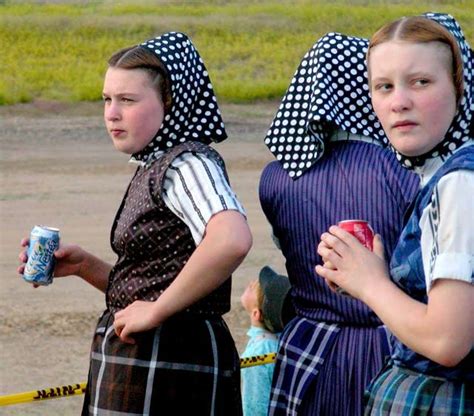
xmin=0 ymin=100 xmax=287 ymax=415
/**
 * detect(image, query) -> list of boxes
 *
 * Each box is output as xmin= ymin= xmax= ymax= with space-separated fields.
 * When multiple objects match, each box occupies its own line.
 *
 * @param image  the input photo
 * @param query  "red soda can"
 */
xmin=333 ymin=220 xmax=374 ymax=297
xmin=338 ymin=220 xmax=374 ymax=251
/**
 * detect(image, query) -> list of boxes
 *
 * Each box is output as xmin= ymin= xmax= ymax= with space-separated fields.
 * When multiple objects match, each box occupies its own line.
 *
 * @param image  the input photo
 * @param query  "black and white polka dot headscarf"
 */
xmin=264 ymin=13 xmax=473 ymax=178
xmin=131 ymin=32 xmax=227 ymax=164
xmin=395 ymin=12 xmax=473 ymax=169
xmin=264 ymin=32 xmax=387 ymax=179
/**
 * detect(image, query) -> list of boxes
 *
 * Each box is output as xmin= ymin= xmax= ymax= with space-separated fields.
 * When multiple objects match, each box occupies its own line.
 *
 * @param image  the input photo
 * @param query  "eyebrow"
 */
xmin=103 ymin=92 xmax=142 ymax=100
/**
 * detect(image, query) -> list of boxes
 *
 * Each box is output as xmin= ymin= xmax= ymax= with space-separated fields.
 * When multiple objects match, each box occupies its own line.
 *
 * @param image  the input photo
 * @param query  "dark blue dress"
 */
xmin=259 ymin=140 xmax=420 ymax=415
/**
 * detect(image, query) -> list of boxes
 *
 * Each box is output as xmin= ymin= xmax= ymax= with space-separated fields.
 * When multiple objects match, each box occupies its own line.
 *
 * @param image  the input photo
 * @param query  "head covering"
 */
xmin=264 ymin=32 xmax=388 ymax=179
xmin=264 ymin=13 xmax=473 ymax=178
xmin=131 ymin=32 xmax=227 ymax=164
xmin=259 ymin=266 xmax=295 ymax=333
xmin=392 ymin=12 xmax=473 ymax=169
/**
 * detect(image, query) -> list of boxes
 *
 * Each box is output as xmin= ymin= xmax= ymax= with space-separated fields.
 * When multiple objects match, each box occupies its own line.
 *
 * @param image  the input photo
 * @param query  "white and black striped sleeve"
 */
xmin=420 ymin=169 xmax=474 ymax=292
xmin=162 ymin=152 xmax=246 ymax=245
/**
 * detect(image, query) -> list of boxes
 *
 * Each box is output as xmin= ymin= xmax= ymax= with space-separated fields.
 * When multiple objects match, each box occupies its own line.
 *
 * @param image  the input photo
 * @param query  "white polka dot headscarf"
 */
xmin=131 ymin=32 xmax=227 ymax=164
xmin=264 ymin=32 xmax=387 ymax=179
xmin=394 ymin=12 xmax=472 ymax=169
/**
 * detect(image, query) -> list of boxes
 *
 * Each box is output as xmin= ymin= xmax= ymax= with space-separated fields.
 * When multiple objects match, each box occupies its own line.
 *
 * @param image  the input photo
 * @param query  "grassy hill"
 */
xmin=1 ymin=0 xmax=473 ymax=105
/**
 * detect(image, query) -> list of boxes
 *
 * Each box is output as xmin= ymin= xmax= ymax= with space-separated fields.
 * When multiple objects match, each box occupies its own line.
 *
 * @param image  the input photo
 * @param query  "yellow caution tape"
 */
xmin=0 ymin=383 xmax=87 ymax=406
xmin=240 ymin=352 xmax=276 ymax=368
xmin=0 ymin=352 xmax=276 ymax=406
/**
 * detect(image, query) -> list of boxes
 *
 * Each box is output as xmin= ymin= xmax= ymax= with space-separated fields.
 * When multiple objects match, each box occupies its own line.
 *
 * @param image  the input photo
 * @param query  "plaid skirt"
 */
xmin=364 ymin=363 xmax=474 ymax=415
xmin=82 ymin=310 xmax=242 ymax=416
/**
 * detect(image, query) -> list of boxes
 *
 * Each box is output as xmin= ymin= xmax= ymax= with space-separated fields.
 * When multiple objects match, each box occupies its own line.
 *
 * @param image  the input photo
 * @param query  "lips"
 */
xmin=110 ymin=129 xmax=126 ymax=137
xmin=393 ymin=120 xmax=417 ymax=128
xmin=392 ymin=120 xmax=418 ymax=132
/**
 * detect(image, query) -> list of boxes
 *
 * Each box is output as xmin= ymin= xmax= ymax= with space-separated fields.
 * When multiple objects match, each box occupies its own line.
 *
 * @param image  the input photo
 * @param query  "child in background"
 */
xmin=240 ymin=266 xmax=294 ymax=416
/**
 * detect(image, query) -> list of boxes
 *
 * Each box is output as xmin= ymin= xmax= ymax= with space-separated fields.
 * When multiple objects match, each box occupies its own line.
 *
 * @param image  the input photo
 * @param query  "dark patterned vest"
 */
xmin=390 ymin=146 xmax=474 ymax=381
xmin=106 ymin=141 xmax=231 ymax=317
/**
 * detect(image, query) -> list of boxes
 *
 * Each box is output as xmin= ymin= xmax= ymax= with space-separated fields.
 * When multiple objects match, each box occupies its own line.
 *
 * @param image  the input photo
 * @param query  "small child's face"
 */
xmin=240 ymin=279 xmax=260 ymax=313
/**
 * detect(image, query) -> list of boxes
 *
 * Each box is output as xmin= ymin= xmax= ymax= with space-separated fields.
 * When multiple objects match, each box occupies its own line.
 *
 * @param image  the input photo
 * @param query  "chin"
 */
xmin=112 ymin=143 xmax=133 ymax=155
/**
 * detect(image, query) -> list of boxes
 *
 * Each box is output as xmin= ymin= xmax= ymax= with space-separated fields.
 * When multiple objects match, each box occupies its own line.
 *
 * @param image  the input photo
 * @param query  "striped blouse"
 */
xmin=159 ymin=151 xmax=246 ymax=245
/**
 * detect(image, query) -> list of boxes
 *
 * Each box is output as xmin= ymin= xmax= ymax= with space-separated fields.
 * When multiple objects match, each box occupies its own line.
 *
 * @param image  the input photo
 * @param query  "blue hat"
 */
xmin=259 ymin=266 xmax=295 ymax=333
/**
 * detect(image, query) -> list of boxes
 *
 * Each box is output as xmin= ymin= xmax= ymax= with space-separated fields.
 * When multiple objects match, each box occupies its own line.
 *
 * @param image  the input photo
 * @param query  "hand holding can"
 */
xmin=333 ymin=220 xmax=374 ymax=296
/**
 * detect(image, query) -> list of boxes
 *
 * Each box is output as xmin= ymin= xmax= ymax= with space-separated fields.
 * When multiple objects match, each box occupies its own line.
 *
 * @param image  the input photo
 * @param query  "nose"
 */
xmin=391 ymin=87 xmax=412 ymax=113
xmin=104 ymin=100 xmax=121 ymax=121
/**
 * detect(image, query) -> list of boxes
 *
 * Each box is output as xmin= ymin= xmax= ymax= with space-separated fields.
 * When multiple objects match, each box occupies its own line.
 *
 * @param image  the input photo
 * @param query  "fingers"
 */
xmin=113 ymin=311 xmax=136 ymax=345
xmin=315 ymin=264 xmax=338 ymax=281
xmin=318 ymin=233 xmax=344 ymax=266
xmin=19 ymin=238 xmax=30 ymax=272
xmin=114 ymin=314 xmax=123 ymax=337
xmin=119 ymin=328 xmax=136 ymax=345
xmin=325 ymin=278 xmax=339 ymax=293
xmin=19 ymin=249 xmax=28 ymax=264
xmin=373 ymin=234 xmax=385 ymax=260
xmin=323 ymin=260 xmax=336 ymax=270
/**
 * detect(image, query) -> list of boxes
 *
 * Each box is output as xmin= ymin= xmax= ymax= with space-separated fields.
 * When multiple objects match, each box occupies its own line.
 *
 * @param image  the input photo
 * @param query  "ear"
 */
xmin=252 ymin=308 xmax=263 ymax=322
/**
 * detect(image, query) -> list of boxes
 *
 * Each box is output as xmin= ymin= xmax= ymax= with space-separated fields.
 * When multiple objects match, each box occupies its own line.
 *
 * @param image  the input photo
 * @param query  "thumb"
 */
xmin=54 ymin=245 xmax=71 ymax=259
xmin=373 ymin=234 xmax=385 ymax=260
xmin=54 ymin=248 xmax=66 ymax=258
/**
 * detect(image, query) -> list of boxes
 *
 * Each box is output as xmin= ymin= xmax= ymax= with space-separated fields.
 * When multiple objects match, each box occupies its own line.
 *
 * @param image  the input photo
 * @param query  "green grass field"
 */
xmin=1 ymin=0 xmax=473 ymax=105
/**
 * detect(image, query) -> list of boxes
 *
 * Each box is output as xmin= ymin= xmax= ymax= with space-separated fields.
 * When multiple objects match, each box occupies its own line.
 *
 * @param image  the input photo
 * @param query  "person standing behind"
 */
xmin=317 ymin=13 xmax=473 ymax=414
xmin=259 ymin=32 xmax=420 ymax=415
xmin=240 ymin=266 xmax=294 ymax=416
xmin=19 ymin=32 xmax=252 ymax=415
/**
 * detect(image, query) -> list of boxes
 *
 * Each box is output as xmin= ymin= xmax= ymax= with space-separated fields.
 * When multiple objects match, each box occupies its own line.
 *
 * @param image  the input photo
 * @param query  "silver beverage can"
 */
xmin=23 ymin=225 xmax=60 ymax=286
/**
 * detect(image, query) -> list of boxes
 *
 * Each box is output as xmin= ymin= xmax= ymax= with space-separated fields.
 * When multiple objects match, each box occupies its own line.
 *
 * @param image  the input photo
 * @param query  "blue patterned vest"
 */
xmin=390 ymin=146 xmax=474 ymax=381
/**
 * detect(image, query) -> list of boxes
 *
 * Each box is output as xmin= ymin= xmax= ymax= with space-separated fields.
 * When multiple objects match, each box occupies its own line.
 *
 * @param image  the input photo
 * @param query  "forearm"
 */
xmin=363 ymin=277 xmax=474 ymax=366
xmin=78 ymin=251 xmax=113 ymax=293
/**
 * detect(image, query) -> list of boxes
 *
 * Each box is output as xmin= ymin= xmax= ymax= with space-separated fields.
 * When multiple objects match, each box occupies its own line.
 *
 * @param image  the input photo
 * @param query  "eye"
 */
xmin=102 ymin=96 xmax=111 ymax=103
xmin=374 ymin=83 xmax=392 ymax=92
xmin=121 ymin=97 xmax=134 ymax=103
xmin=414 ymin=78 xmax=430 ymax=87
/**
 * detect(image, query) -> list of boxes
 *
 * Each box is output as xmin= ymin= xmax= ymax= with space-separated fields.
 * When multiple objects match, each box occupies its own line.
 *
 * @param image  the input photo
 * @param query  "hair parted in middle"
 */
xmin=107 ymin=46 xmax=173 ymax=113
xmin=367 ymin=16 xmax=464 ymax=104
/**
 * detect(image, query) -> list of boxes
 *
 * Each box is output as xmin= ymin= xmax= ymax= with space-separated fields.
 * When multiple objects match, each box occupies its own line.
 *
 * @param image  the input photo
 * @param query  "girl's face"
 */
xmin=369 ymin=40 xmax=457 ymax=157
xmin=103 ymin=67 xmax=164 ymax=155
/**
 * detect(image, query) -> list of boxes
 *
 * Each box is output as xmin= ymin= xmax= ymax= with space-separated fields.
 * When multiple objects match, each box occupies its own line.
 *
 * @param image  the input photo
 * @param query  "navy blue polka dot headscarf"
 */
xmin=264 ymin=32 xmax=386 ymax=179
xmin=131 ymin=32 xmax=227 ymax=164
xmin=264 ymin=13 xmax=473 ymax=178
